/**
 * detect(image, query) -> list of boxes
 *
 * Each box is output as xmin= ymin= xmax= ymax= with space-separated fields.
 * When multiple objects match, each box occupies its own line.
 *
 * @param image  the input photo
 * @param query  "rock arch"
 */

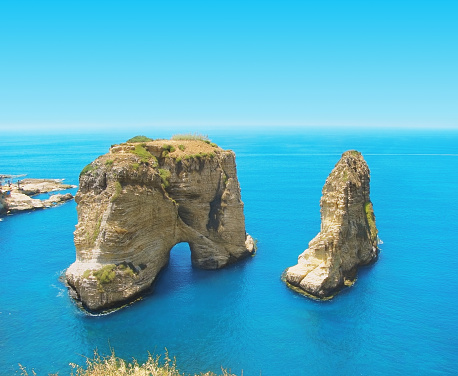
xmin=66 ymin=139 xmax=255 ymax=312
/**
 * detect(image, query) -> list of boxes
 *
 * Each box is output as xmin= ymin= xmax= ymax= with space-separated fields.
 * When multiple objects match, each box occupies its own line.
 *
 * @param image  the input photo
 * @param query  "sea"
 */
xmin=0 ymin=127 xmax=457 ymax=376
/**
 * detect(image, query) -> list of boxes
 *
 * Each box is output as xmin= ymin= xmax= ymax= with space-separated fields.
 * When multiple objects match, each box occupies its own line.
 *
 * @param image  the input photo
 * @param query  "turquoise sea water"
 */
xmin=1 ymin=128 xmax=457 ymax=375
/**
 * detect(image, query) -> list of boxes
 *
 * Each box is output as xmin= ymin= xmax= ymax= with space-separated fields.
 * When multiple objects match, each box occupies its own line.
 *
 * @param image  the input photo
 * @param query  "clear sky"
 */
xmin=0 ymin=0 xmax=457 ymax=132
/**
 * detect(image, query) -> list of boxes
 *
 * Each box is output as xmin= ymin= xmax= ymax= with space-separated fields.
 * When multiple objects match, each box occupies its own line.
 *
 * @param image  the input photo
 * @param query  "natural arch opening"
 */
xmin=154 ymin=242 xmax=204 ymax=297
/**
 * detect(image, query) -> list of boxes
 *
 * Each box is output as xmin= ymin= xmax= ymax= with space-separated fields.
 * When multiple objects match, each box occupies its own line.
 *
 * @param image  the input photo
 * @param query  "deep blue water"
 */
xmin=1 ymin=128 xmax=457 ymax=375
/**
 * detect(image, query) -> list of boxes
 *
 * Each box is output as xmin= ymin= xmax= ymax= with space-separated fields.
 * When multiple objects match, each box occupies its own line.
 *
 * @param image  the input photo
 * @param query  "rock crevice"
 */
xmin=66 ymin=139 xmax=255 ymax=312
xmin=285 ymin=150 xmax=378 ymax=299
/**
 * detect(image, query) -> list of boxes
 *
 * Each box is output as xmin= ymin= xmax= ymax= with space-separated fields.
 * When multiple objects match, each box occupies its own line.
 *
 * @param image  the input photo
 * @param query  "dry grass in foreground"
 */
xmin=19 ymin=349 xmax=240 ymax=376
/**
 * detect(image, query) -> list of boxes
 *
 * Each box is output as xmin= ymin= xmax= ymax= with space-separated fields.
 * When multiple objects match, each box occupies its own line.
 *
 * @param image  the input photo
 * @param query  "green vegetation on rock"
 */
xmin=364 ymin=201 xmax=377 ymax=239
xmin=204 ymin=140 xmax=219 ymax=147
xmin=111 ymin=181 xmax=122 ymax=202
xmin=82 ymin=264 xmax=135 ymax=283
xmin=118 ymin=264 xmax=136 ymax=278
xmin=159 ymin=168 xmax=171 ymax=188
xmin=162 ymin=144 xmax=176 ymax=156
xmin=127 ymin=135 xmax=153 ymax=143
xmin=82 ymin=269 xmax=92 ymax=279
xmin=183 ymin=152 xmax=216 ymax=160
xmin=84 ymin=214 xmax=102 ymax=247
xmin=94 ymin=264 xmax=116 ymax=285
xmin=80 ymin=163 xmax=96 ymax=177
xmin=91 ymin=217 xmax=102 ymax=244
xmin=130 ymin=144 xmax=157 ymax=165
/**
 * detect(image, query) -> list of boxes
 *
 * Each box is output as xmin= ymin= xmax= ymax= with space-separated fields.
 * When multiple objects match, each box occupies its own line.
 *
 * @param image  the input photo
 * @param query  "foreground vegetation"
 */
xmin=19 ymin=349 xmax=240 ymax=376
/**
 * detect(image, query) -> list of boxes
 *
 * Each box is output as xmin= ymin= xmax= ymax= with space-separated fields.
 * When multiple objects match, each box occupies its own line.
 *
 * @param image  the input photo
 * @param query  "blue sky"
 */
xmin=0 ymin=0 xmax=457 ymax=132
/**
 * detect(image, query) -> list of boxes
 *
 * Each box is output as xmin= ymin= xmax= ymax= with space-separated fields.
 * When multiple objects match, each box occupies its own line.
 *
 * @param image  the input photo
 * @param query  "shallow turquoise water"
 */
xmin=1 ymin=128 xmax=457 ymax=375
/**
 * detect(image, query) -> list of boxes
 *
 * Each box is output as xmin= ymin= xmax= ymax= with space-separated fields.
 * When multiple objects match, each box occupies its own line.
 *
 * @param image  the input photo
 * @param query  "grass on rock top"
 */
xmin=80 ymin=163 xmax=96 ymax=176
xmin=126 ymin=135 xmax=153 ymax=143
xmin=161 ymin=140 xmax=219 ymax=159
xmin=114 ymin=135 xmax=220 ymax=161
xmin=130 ymin=144 xmax=157 ymax=165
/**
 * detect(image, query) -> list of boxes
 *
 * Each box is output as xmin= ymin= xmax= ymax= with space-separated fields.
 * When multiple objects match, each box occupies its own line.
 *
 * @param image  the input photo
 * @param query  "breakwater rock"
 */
xmin=0 ymin=178 xmax=75 ymax=215
xmin=285 ymin=150 xmax=378 ymax=299
xmin=66 ymin=137 xmax=255 ymax=312
xmin=18 ymin=178 xmax=76 ymax=196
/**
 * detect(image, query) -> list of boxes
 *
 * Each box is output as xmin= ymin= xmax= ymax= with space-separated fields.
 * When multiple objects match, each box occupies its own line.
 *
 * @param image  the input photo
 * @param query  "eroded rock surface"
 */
xmin=66 ymin=138 xmax=255 ymax=312
xmin=285 ymin=150 xmax=378 ymax=299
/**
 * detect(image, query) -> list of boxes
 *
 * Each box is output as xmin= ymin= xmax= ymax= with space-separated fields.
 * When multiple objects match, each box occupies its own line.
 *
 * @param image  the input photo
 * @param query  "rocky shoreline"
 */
xmin=0 ymin=178 xmax=76 ymax=215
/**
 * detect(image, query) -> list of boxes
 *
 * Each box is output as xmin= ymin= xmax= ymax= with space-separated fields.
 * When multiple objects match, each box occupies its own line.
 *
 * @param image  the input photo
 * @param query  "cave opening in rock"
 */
xmin=168 ymin=242 xmax=193 ymax=272
xmin=154 ymin=242 xmax=196 ymax=294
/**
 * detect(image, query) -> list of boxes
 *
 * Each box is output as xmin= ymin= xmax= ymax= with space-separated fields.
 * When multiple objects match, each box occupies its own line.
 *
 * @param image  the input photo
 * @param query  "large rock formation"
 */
xmin=285 ymin=150 xmax=378 ymax=299
xmin=66 ymin=137 xmax=255 ymax=312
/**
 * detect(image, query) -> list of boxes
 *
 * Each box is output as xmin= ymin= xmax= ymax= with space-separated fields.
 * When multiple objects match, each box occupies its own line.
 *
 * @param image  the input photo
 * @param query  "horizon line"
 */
xmin=1 ymin=123 xmax=457 ymax=134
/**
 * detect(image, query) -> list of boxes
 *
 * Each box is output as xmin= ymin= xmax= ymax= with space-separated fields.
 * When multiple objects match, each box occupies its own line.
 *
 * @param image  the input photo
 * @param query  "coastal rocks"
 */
xmin=0 ymin=194 xmax=6 ymax=214
xmin=18 ymin=178 xmax=76 ymax=196
xmin=0 ymin=179 xmax=75 ymax=215
xmin=44 ymin=193 xmax=74 ymax=206
xmin=285 ymin=150 xmax=378 ymax=299
xmin=6 ymin=191 xmax=47 ymax=212
xmin=66 ymin=138 xmax=255 ymax=312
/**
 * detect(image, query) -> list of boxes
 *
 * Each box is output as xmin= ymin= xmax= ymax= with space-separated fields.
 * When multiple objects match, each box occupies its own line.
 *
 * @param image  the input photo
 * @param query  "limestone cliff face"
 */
xmin=66 ymin=139 xmax=255 ymax=312
xmin=285 ymin=150 xmax=378 ymax=299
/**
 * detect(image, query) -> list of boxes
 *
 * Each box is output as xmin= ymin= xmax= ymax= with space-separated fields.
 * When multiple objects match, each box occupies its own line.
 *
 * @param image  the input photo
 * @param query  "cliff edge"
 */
xmin=285 ymin=150 xmax=378 ymax=299
xmin=66 ymin=137 xmax=255 ymax=312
